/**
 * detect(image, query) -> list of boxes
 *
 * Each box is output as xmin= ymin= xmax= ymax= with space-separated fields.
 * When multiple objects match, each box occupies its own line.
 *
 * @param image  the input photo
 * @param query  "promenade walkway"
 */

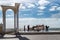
xmin=0 ymin=31 xmax=60 ymax=40
xmin=0 ymin=34 xmax=60 ymax=40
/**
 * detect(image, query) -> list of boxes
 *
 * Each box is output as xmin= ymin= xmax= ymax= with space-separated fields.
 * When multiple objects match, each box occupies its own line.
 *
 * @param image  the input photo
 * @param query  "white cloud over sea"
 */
xmin=51 ymin=13 xmax=60 ymax=18
xmin=0 ymin=18 xmax=60 ymax=28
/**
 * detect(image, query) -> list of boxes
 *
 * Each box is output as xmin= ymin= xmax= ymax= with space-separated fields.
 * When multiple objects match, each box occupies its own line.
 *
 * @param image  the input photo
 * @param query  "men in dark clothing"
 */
xmin=46 ymin=25 xmax=49 ymax=31
xmin=27 ymin=25 xmax=30 ymax=31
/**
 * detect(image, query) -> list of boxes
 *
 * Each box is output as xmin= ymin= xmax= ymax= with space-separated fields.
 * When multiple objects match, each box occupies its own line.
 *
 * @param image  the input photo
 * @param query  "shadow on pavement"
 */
xmin=0 ymin=35 xmax=30 ymax=40
xmin=16 ymin=32 xmax=30 ymax=40
xmin=16 ymin=35 xmax=29 ymax=40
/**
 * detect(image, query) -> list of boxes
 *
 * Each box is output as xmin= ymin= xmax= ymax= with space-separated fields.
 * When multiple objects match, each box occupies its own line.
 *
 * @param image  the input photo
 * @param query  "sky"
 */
xmin=0 ymin=0 xmax=60 ymax=28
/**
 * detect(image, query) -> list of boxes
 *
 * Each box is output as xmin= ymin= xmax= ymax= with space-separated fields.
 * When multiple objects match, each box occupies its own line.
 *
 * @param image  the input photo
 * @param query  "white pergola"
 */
xmin=1 ymin=3 xmax=20 ymax=33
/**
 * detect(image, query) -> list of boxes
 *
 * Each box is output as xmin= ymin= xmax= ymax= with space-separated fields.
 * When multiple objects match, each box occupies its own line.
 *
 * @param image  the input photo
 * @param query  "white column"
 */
xmin=17 ymin=11 xmax=19 ymax=31
xmin=14 ymin=13 xmax=17 ymax=32
xmin=3 ymin=11 xmax=6 ymax=32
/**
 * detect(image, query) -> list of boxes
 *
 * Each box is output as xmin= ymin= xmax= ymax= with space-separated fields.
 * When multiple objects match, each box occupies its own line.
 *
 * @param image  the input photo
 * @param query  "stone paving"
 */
xmin=0 ymin=34 xmax=60 ymax=40
xmin=0 ymin=34 xmax=19 ymax=40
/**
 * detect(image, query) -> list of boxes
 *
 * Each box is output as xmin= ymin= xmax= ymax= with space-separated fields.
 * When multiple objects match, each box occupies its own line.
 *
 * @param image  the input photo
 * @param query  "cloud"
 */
xmin=22 ymin=14 xmax=32 ymax=17
xmin=49 ymin=6 xmax=57 ymax=11
xmin=0 ymin=18 xmax=2 ymax=23
xmin=37 ymin=6 xmax=46 ymax=15
xmin=38 ymin=0 xmax=50 ymax=6
xmin=51 ymin=13 xmax=60 ymax=18
xmin=27 ymin=3 xmax=35 ymax=8
xmin=0 ymin=1 xmax=14 ymax=6
xmin=6 ymin=14 xmax=14 ymax=17
xmin=6 ymin=18 xmax=14 ymax=28
xmin=19 ymin=3 xmax=36 ymax=11
xmin=23 ymin=14 xmax=29 ymax=16
xmin=49 ymin=6 xmax=60 ymax=11
xmin=19 ymin=4 xmax=28 ymax=11
xmin=13 ymin=0 xmax=37 ymax=3
xmin=0 ymin=0 xmax=36 ymax=11
xmin=0 ymin=0 xmax=36 ymax=5
xmin=17 ymin=18 xmax=60 ymax=28
xmin=38 ymin=10 xmax=44 ymax=12
xmin=6 ymin=13 xmax=14 ymax=17
xmin=21 ymin=6 xmax=26 ymax=9
xmin=0 ymin=18 xmax=60 ymax=28
xmin=0 ymin=6 xmax=2 ymax=11
xmin=38 ymin=6 xmax=46 ymax=10
xmin=57 ymin=7 xmax=60 ymax=10
xmin=20 ymin=6 xmax=26 ymax=10
xmin=37 ymin=13 xmax=44 ymax=15
xmin=37 ymin=0 xmax=49 ymax=13
xmin=6 ymin=9 xmax=14 ymax=17
xmin=0 ymin=0 xmax=37 ymax=8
